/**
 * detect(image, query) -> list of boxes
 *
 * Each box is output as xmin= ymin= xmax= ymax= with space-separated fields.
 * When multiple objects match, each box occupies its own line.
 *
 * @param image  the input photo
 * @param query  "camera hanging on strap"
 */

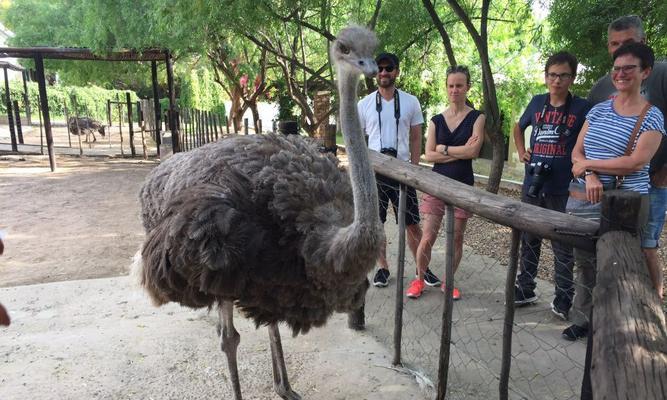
xmin=376 ymin=89 xmax=401 ymax=157
xmin=527 ymin=93 xmax=573 ymax=198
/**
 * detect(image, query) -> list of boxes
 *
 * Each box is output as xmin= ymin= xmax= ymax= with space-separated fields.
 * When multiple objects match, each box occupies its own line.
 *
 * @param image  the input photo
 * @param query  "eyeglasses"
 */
xmin=611 ymin=64 xmax=639 ymax=73
xmin=378 ymin=65 xmax=395 ymax=73
xmin=546 ymin=72 xmax=573 ymax=81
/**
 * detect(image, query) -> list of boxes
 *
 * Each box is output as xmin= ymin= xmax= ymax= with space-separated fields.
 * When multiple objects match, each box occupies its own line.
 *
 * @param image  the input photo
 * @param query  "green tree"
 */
xmin=547 ymin=0 xmax=667 ymax=91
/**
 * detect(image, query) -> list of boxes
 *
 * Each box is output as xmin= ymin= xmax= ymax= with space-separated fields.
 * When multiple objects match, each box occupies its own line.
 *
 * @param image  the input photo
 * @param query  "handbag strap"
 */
xmin=616 ymin=102 xmax=652 ymax=186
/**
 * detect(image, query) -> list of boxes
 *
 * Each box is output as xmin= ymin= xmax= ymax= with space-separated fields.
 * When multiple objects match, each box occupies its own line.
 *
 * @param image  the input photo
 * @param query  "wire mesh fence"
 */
xmin=363 ymin=175 xmax=594 ymax=400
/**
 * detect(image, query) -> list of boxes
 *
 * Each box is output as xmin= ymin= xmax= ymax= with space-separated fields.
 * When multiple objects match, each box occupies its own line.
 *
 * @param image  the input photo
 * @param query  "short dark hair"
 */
xmin=613 ymin=42 xmax=655 ymax=70
xmin=545 ymin=51 xmax=578 ymax=76
xmin=446 ymin=65 xmax=471 ymax=85
xmin=608 ymin=15 xmax=645 ymax=41
xmin=375 ymin=53 xmax=399 ymax=68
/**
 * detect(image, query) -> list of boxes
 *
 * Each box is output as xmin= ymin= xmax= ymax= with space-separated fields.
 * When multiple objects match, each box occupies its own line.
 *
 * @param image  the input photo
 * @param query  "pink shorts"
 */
xmin=419 ymin=193 xmax=473 ymax=219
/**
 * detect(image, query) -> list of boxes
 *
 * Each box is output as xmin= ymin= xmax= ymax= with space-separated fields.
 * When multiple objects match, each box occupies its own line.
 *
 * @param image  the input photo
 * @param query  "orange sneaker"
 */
xmin=406 ymin=279 xmax=425 ymax=298
xmin=440 ymin=283 xmax=462 ymax=300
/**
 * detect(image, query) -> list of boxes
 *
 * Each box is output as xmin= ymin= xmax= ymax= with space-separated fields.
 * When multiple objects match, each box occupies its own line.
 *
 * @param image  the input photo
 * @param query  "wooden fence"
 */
xmin=367 ymin=152 xmax=666 ymax=400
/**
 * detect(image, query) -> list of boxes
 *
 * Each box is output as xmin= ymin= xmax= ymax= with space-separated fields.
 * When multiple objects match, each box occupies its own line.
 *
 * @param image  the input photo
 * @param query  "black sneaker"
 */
xmin=423 ymin=268 xmax=442 ymax=287
xmin=562 ymin=324 xmax=588 ymax=341
xmin=514 ymin=286 xmax=537 ymax=306
xmin=551 ymin=297 xmax=571 ymax=321
xmin=372 ymin=268 xmax=390 ymax=287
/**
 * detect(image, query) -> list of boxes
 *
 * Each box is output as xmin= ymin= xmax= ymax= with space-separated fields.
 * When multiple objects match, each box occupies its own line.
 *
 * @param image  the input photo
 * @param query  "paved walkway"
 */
xmin=364 ymin=221 xmax=587 ymax=399
xmin=0 ymin=276 xmax=427 ymax=400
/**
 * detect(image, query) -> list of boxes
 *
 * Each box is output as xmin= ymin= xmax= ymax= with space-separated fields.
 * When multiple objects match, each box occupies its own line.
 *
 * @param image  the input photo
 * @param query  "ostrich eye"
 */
xmin=339 ymin=43 xmax=350 ymax=55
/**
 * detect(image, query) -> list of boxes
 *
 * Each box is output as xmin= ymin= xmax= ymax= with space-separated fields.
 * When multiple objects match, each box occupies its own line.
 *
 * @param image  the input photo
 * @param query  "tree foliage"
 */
xmin=547 ymin=0 xmax=667 ymax=91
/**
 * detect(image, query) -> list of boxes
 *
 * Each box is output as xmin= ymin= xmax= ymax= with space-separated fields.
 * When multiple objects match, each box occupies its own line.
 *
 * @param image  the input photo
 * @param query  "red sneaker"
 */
xmin=440 ymin=283 xmax=462 ymax=300
xmin=406 ymin=279 xmax=425 ymax=298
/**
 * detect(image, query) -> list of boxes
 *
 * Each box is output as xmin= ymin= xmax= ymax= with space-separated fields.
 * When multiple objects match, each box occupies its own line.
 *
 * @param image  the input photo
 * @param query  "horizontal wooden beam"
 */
xmin=0 ymin=47 xmax=166 ymax=62
xmin=368 ymin=151 xmax=598 ymax=251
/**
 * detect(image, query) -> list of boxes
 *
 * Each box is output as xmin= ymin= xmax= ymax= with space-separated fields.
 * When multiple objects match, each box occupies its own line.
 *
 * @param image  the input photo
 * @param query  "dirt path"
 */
xmin=0 ymin=154 xmax=157 ymax=287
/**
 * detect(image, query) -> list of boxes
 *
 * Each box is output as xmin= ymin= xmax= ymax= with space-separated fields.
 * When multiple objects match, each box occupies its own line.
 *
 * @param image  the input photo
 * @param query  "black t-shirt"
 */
xmin=431 ymin=110 xmax=482 ymax=186
xmin=518 ymin=93 xmax=591 ymax=195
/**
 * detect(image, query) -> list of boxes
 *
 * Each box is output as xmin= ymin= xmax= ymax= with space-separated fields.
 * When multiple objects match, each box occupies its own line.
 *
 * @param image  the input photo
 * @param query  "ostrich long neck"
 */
xmin=338 ymin=67 xmax=379 ymax=226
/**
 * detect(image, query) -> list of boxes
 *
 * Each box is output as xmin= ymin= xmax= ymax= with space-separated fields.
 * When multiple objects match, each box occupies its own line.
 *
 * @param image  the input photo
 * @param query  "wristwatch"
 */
xmin=584 ymin=170 xmax=595 ymax=177
xmin=442 ymin=145 xmax=449 ymax=156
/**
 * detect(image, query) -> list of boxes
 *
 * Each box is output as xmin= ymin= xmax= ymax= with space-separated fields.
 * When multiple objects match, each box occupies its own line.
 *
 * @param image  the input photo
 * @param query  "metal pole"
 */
xmin=436 ymin=204 xmax=456 ymax=399
xmin=35 ymin=54 xmax=56 ymax=171
xmin=151 ymin=60 xmax=161 ymax=154
xmin=4 ymin=67 xmax=17 ymax=152
xmin=392 ymin=183 xmax=408 ymax=366
xmin=499 ymin=228 xmax=521 ymax=400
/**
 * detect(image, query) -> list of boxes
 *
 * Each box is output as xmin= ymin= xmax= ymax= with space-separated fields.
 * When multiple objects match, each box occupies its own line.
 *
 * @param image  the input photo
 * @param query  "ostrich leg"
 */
xmin=268 ymin=323 xmax=302 ymax=400
xmin=219 ymin=300 xmax=243 ymax=400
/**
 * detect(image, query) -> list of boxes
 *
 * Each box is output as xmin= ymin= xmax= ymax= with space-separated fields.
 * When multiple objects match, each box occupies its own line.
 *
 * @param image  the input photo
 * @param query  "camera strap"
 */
xmin=376 ymin=89 xmax=401 ymax=150
xmin=536 ymin=92 xmax=572 ymax=138
xmin=531 ymin=93 xmax=573 ymax=163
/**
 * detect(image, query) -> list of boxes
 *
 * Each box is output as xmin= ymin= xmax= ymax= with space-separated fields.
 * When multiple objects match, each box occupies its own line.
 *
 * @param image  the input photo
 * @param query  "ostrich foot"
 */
xmin=268 ymin=323 xmax=302 ymax=400
xmin=219 ymin=300 xmax=243 ymax=400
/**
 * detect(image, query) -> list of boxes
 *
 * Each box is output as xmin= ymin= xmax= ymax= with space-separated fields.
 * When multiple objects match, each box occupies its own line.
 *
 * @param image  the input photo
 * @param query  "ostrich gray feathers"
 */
xmin=138 ymin=128 xmax=382 ymax=335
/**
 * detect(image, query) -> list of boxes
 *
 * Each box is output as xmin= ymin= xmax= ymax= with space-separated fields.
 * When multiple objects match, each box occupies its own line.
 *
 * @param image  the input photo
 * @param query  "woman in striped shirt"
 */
xmin=562 ymin=42 xmax=665 ymax=341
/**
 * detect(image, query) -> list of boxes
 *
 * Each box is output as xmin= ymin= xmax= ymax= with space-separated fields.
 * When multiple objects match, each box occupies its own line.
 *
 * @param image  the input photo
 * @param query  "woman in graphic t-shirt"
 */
xmin=406 ymin=65 xmax=485 ymax=300
xmin=563 ymin=42 xmax=665 ymax=341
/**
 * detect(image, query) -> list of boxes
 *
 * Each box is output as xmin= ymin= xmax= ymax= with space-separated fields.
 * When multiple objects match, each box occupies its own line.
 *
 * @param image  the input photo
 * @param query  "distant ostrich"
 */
xmin=135 ymin=25 xmax=382 ymax=400
xmin=68 ymin=117 xmax=106 ymax=143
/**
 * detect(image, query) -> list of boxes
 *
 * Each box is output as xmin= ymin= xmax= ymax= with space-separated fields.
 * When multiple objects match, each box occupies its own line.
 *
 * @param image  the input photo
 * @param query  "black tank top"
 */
xmin=431 ymin=110 xmax=482 ymax=186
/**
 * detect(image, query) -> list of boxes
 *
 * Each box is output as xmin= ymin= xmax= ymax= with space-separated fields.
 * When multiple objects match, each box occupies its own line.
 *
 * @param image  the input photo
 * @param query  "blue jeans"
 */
xmin=641 ymin=185 xmax=667 ymax=249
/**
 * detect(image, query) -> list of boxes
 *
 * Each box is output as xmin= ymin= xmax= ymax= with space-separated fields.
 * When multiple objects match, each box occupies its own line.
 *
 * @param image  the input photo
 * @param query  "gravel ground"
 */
xmin=463 ymin=185 xmax=667 ymax=309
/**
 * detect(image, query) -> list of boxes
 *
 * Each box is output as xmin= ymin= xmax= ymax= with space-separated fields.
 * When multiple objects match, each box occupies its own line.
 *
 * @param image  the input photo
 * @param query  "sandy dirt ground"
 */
xmin=0 ymin=153 xmax=157 ymax=287
xmin=0 ymin=153 xmax=428 ymax=400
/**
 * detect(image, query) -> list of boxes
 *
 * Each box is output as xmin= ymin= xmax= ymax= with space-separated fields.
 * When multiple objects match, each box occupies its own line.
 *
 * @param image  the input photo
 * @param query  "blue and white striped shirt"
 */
xmin=583 ymin=100 xmax=666 ymax=194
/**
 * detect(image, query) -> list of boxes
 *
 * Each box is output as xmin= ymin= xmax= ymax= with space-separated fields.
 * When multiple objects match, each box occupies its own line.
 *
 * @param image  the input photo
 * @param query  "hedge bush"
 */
xmin=0 ymin=81 xmax=139 ymax=122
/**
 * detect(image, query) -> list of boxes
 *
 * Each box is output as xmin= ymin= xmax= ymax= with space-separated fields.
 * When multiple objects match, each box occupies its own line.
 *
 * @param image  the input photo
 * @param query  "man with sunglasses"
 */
xmin=357 ymin=53 xmax=429 ymax=288
xmin=512 ymin=52 xmax=592 ymax=319
xmin=588 ymin=15 xmax=667 ymax=300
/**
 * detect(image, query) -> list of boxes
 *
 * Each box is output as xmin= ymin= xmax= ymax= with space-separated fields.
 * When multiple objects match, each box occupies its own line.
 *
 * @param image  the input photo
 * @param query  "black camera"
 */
xmin=380 ymin=147 xmax=398 ymax=158
xmin=527 ymin=161 xmax=551 ymax=198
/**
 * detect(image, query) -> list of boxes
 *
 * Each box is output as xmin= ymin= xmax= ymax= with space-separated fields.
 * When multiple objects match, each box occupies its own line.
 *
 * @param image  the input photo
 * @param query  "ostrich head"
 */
xmin=330 ymin=25 xmax=378 ymax=78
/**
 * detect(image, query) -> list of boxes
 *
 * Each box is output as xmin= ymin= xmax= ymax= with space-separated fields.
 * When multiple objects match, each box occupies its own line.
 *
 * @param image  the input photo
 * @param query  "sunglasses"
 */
xmin=378 ymin=65 xmax=395 ymax=73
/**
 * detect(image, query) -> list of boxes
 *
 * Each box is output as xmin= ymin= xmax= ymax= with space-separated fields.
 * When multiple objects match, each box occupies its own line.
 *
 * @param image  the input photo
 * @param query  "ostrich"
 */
xmin=67 ymin=117 xmax=106 ymax=142
xmin=135 ymin=25 xmax=381 ymax=400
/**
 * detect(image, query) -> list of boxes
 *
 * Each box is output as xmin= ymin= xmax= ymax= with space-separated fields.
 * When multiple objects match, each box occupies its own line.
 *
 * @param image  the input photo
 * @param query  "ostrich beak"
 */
xmin=359 ymin=58 xmax=378 ymax=78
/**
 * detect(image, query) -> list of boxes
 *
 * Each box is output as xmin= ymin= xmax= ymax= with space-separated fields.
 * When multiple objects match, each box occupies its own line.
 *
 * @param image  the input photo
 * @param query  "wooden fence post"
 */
xmin=4 ymin=66 xmax=18 ymax=152
xmin=13 ymin=100 xmax=23 ymax=144
xmin=71 ymin=96 xmax=83 ymax=156
xmin=64 ymin=100 xmax=72 ymax=148
xmin=498 ymin=228 xmax=521 ymax=400
xmin=589 ymin=190 xmax=667 ymax=399
xmin=392 ymin=183 xmax=408 ymax=366
xmin=126 ymin=93 xmax=136 ymax=157
xmin=244 ymin=118 xmax=249 ymax=135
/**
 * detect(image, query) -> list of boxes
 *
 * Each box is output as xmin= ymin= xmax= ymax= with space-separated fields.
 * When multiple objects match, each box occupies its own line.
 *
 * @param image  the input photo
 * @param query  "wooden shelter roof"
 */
xmin=0 ymin=47 xmax=165 ymax=61
xmin=0 ymin=60 xmax=24 ymax=71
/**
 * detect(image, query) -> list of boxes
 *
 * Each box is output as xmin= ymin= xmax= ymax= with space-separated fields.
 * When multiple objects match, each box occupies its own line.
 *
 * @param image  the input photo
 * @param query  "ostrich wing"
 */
xmin=140 ymin=182 xmax=266 ymax=308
